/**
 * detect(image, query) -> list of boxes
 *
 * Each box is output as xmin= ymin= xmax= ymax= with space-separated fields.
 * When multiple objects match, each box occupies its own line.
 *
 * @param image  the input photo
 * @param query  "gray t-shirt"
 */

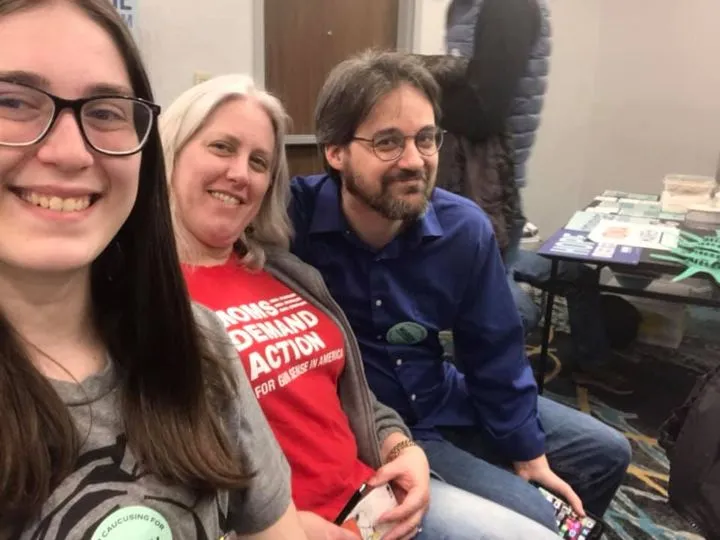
xmin=19 ymin=309 xmax=291 ymax=540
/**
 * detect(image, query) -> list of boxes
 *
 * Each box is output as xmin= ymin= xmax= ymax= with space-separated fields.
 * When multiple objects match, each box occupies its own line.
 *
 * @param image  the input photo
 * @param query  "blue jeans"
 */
xmin=509 ymin=277 xmax=541 ymax=330
xmin=504 ymin=210 xmax=526 ymax=269
xmin=511 ymin=249 xmax=611 ymax=369
xmin=419 ymin=478 xmax=558 ymax=539
xmin=418 ymin=396 xmax=631 ymax=532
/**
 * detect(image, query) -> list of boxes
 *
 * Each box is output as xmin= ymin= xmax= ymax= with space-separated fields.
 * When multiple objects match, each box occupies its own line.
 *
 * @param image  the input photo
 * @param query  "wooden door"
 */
xmin=264 ymin=0 xmax=399 ymax=176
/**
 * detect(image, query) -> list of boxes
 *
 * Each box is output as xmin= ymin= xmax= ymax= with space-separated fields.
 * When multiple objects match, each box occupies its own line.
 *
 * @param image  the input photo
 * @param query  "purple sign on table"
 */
xmin=538 ymin=229 xmax=642 ymax=265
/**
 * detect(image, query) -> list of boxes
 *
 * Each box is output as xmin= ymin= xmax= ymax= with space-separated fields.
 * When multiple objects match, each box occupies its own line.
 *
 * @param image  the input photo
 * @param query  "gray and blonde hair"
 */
xmin=160 ymin=74 xmax=291 ymax=269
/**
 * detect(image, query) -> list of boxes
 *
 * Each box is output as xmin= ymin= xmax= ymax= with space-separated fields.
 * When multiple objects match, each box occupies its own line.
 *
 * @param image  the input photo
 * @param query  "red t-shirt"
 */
xmin=183 ymin=257 xmax=374 ymax=520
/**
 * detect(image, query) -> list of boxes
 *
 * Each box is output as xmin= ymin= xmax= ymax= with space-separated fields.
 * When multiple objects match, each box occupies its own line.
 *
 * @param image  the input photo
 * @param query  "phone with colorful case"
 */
xmin=537 ymin=485 xmax=604 ymax=540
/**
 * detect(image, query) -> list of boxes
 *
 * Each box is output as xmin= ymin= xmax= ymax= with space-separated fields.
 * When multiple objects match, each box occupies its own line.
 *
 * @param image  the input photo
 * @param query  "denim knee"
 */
xmin=483 ymin=472 xmax=558 ymax=532
xmin=420 ymin=478 xmax=559 ymax=539
xmin=606 ymin=428 xmax=632 ymax=475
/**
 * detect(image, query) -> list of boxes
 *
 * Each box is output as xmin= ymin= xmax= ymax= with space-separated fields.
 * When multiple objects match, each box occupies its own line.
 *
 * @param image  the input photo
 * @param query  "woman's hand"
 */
xmin=298 ymin=511 xmax=358 ymax=540
xmin=368 ymin=441 xmax=430 ymax=540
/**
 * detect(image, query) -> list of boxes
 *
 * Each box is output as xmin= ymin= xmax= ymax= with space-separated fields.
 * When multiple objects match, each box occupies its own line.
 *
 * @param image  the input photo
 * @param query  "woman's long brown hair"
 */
xmin=0 ymin=0 xmax=250 ymax=525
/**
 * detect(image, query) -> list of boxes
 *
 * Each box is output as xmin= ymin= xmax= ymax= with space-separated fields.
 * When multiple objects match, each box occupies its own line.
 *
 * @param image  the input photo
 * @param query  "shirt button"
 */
xmin=396 ymin=358 xmax=403 ymax=366
xmin=376 ymin=334 xmax=383 ymax=341
xmin=410 ymin=394 xmax=417 ymax=401
xmin=375 ymin=299 xmax=382 ymax=307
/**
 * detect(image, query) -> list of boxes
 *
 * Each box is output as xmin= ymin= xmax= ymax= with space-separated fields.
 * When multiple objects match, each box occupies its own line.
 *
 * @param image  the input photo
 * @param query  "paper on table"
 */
xmin=587 ymin=220 xmax=679 ymax=251
xmin=586 ymin=200 xmax=620 ymax=214
xmin=618 ymin=199 xmax=661 ymax=207
xmin=602 ymin=190 xmax=660 ymax=201
xmin=565 ymin=211 xmax=605 ymax=232
xmin=566 ymin=210 xmax=668 ymax=233
xmin=618 ymin=201 xmax=662 ymax=219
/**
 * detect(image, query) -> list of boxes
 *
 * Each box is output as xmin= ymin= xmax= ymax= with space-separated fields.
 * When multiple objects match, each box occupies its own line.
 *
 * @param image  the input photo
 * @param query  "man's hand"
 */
xmin=368 ymin=436 xmax=430 ymax=540
xmin=297 ymin=511 xmax=358 ymax=540
xmin=514 ymin=454 xmax=585 ymax=517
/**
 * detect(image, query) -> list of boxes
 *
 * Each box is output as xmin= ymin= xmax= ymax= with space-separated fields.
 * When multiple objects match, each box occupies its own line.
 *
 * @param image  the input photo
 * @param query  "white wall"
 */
xmin=136 ymin=0 xmax=256 ymax=107
xmin=523 ymin=0 xmax=602 ymax=233
xmin=412 ymin=0 xmax=451 ymax=54
xmin=577 ymin=0 xmax=720 ymax=210
xmin=526 ymin=0 xmax=720 ymax=234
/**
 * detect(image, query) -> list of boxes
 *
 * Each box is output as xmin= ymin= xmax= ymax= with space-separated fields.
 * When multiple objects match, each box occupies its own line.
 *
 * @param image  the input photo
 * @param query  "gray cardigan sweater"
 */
xmin=194 ymin=246 xmax=411 ymax=470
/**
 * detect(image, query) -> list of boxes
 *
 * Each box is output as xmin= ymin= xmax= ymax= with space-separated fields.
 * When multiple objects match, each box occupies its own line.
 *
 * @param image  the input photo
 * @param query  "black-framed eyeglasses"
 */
xmin=352 ymin=126 xmax=445 ymax=162
xmin=0 ymin=80 xmax=161 ymax=156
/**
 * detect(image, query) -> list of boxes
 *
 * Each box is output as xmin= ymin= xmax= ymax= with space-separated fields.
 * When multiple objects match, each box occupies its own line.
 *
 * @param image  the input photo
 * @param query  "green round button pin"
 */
xmin=386 ymin=322 xmax=428 ymax=345
xmin=91 ymin=506 xmax=172 ymax=540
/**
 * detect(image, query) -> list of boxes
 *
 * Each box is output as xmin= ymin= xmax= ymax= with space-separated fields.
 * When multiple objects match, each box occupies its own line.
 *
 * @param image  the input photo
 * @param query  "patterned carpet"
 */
xmin=440 ymin=303 xmax=719 ymax=539
xmin=526 ymin=304 xmax=720 ymax=540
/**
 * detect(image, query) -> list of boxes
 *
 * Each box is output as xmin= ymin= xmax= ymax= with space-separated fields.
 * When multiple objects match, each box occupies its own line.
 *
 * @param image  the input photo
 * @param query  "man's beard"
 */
xmin=342 ymin=167 xmax=434 ymax=221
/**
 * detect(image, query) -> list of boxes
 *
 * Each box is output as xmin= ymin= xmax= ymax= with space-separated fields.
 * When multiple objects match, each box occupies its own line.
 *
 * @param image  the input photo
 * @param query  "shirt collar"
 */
xmin=414 ymin=202 xmax=443 ymax=240
xmin=309 ymin=177 xmax=349 ymax=234
xmin=308 ymin=177 xmax=444 ymax=241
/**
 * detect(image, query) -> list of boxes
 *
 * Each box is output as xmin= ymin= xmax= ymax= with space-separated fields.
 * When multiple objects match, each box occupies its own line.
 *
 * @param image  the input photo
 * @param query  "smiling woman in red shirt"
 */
xmin=160 ymin=73 xmax=560 ymax=540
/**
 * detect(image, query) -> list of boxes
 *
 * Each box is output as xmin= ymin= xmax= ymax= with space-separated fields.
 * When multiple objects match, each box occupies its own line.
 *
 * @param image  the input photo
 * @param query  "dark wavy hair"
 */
xmin=0 ymin=0 xmax=249 ymax=525
xmin=314 ymin=49 xmax=441 ymax=180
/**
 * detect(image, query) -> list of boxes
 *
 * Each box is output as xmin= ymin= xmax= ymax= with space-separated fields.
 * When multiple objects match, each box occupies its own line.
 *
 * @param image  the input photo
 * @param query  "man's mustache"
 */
xmin=382 ymin=169 xmax=428 ymax=185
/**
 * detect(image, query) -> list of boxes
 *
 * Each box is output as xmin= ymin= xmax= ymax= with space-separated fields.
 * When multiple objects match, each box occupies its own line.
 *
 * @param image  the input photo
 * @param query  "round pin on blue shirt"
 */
xmin=386 ymin=322 xmax=427 ymax=345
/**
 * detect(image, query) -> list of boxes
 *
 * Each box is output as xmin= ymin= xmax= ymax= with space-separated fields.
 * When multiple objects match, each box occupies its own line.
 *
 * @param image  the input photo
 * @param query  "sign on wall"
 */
xmin=112 ymin=0 xmax=137 ymax=32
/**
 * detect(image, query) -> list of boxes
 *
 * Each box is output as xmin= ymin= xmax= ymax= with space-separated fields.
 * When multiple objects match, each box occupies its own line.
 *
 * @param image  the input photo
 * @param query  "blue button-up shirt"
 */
xmin=289 ymin=174 xmax=544 ymax=461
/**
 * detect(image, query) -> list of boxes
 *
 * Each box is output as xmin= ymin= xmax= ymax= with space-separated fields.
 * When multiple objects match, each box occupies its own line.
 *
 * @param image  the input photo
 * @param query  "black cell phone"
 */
xmin=536 ymin=485 xmax=605 ymax=540
xmin=334 ymin=483 xmax=369 ymax=525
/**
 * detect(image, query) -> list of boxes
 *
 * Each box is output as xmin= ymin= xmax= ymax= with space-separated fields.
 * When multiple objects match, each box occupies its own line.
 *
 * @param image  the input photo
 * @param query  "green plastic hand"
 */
xmin=650 ymin=229 xmax=720 ymax=284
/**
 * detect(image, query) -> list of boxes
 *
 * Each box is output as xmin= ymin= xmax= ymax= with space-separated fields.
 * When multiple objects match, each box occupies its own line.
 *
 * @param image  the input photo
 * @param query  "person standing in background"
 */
xmin=446 ymin=0 xmax=549 ymax=218
xmin=446 ymin=0 xmax=632 ymax=394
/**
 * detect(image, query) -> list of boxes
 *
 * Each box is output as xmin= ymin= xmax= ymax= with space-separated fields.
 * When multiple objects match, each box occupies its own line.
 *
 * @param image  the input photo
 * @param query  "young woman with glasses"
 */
xmin=0 ymin=1 xmax=305 ymax=539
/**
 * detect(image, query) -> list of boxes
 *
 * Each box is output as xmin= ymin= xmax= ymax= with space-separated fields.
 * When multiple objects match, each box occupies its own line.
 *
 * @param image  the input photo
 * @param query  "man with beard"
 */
xmin=289 ymin=50 xmax=630 ymax=532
